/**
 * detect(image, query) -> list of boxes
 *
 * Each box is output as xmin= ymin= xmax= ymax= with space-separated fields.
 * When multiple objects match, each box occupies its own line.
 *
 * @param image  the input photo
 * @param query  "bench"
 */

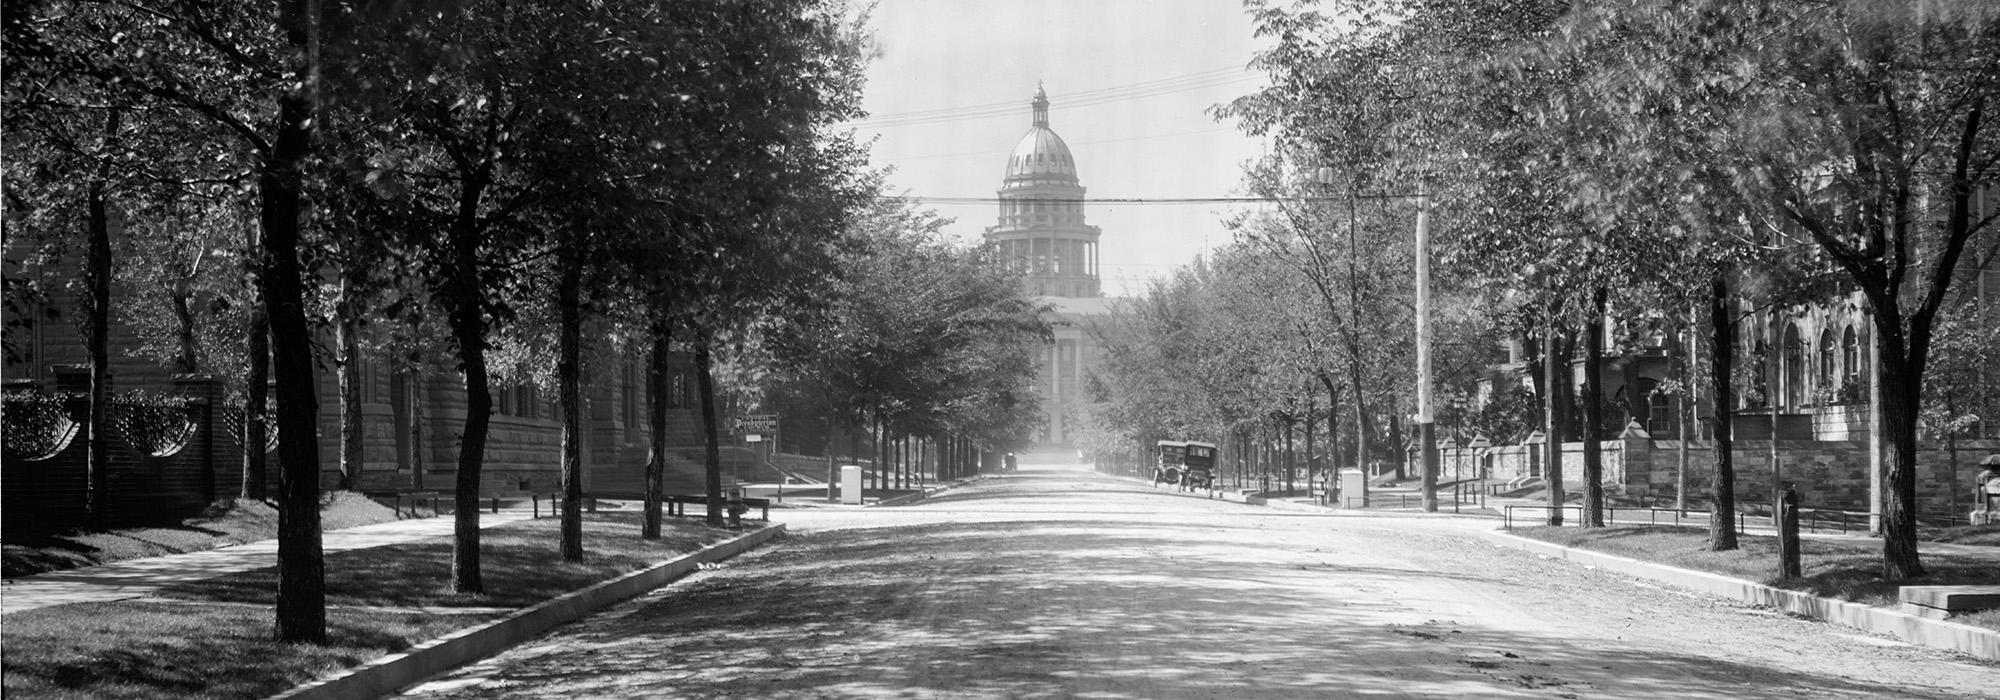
xmin=664 ymin=493 xmax=771 ymax=521
xmin=1900 ymin=586 xmax=2000 ymax=620
xmin=365 ymin=491 xmax=507 ymax=517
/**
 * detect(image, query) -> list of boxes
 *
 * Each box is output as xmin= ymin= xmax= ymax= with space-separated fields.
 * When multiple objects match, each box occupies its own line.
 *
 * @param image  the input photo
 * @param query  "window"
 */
xmin=622 ymin=362 xmax=639 ymax=426
xmin=1841 ymin=326 xmax=1859 ymax=385
xmin=1817 ymin=329 xmax=1835 ymax=403
xmin=1638 ymin=378 xmax=1672 ymax=435
xmin=668 ymin=373 xmax=689 ymax=409
xmin=516 ymin=384 xmax=536 ymax=419
xmin=1782 ymin=324 xmax=1804 ymax=409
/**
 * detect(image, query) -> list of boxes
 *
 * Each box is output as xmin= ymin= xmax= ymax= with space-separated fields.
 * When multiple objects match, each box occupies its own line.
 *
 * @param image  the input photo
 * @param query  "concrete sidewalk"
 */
xmin=1142 ymin=476 xmax=2000 ymax=562
xmin=0 ymin=510 xmax=540 ymax=615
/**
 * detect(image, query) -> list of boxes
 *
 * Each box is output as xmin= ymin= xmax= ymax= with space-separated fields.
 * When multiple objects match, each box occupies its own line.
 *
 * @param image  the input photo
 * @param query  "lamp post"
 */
xmin=1450 ymin=394 xmax=1467 ymax=483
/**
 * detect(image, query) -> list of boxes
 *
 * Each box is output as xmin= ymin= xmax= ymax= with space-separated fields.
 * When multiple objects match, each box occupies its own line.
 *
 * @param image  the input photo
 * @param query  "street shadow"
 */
xmin=415 ymin=516 xmax=1984 ymax=699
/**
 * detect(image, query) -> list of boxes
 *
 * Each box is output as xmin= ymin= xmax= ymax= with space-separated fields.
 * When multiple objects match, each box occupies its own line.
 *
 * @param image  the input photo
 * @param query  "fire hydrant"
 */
xmin=727 ymin=487 xmax=748 ymax=528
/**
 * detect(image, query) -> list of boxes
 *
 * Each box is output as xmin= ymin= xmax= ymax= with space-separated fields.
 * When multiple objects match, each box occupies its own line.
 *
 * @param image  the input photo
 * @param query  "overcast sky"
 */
xmin=851 ymin=0 xmax=1273 ymax=297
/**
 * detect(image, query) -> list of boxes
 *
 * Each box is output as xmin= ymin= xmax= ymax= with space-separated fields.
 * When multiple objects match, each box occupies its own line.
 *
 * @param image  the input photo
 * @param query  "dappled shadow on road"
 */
xmin=406 ymin=514 xmax=1974 ymax=700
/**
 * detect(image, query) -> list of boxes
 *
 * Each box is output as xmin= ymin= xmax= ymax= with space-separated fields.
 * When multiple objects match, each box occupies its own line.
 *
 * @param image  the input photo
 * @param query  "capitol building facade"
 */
xmin=984 ymin=86 xmax=1109 ymax=448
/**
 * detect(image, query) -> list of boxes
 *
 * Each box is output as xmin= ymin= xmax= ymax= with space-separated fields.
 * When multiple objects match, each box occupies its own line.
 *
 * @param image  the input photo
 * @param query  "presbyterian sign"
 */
xmin=734 ymin=414 xmax=779 ymax=435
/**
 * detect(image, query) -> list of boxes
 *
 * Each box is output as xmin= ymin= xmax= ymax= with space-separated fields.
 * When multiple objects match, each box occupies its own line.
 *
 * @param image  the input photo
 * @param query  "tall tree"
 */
xmin=5 ymin=0 xmax=332 ymax=640
xmin=1577 ymin=0 xmax=2000 ymax=576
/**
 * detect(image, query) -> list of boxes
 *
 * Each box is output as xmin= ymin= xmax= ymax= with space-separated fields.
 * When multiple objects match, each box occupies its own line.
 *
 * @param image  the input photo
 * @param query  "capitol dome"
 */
xmin=1003 ymin=86 xmax=1078 ymax=183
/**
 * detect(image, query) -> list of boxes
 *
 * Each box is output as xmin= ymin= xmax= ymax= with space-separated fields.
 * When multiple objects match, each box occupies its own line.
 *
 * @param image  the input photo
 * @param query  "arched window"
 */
xmin=1751 ymin=338 xmax=1771 ymax=408
xmin=1841 ymin=326 xmax=1859 ymax=386
xmin=1783 ymin=324 xmax=1804 ymax=409
xmin=1817 ymin=329 xmax=1835 ymax=404
xmin=1636 ymin=378 xmax=1671 ymax=435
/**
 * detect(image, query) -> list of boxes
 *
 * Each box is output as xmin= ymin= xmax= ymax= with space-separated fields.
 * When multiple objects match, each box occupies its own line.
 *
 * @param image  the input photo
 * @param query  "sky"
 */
xmin=851 ymin=0 xmax=1274 ymax=297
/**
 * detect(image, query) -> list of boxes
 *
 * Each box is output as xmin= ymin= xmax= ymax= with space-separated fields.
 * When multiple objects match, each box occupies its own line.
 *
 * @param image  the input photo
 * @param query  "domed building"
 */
xmin=986 ymin=85 xmax=1102 ymax=298
xmin=985 ymin=86 xmax=1109 ymax=448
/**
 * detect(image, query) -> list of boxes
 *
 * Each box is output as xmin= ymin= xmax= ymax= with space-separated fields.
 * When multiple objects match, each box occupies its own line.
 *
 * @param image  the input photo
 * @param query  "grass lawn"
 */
xmin=3 ymin=491 xmax=404 ymax=579
xmin=0 ymin=601 xmax=477 ymax=700
xmin=1 ymin=512 xmax=735 ymax=699
xmin=1510 ymin=524 xmax=2000 ymax=631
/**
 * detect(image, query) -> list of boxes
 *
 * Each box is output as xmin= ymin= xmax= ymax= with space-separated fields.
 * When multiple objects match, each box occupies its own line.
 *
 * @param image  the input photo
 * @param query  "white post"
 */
xmin=1416 ymin=195 xmax=1437 ymax=512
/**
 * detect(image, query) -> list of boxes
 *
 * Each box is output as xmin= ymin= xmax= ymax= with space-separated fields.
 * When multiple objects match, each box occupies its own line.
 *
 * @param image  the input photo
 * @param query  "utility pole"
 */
xmin=1416 ymin=194 xmax=1437 ymax=513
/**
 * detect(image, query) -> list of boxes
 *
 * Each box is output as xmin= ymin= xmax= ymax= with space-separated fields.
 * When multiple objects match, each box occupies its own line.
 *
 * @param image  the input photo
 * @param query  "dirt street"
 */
xmin=399 ymin=461 xmax=1998 ymax=699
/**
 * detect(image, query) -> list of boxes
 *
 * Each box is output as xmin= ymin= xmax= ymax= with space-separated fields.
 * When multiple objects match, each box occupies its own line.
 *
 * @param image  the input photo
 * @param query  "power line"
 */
xmin=850 ymin=68 xmax=1261 ymax=130
xmin=862 ymin=67 xmax=1247 ymax=120
xmin=880 ymin=126 xmax=1246 ymax=162
xmin=880 ymin=195 xmax=1377 ymax=205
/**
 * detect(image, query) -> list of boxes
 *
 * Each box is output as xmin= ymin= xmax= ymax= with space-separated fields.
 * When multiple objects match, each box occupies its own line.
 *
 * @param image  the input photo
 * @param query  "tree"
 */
xmin=763 ymin=192 xmax=1047 ymax=502
xmin=6 ymin=0 xmax=334 ymax=640
xmin=1573 ymin=0 xmax=2000 ymax=577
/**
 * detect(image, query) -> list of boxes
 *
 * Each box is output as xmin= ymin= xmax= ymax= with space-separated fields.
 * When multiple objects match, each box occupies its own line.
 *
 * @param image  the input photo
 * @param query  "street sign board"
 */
xmin=734 ymin=414 xmax=779 ymax=435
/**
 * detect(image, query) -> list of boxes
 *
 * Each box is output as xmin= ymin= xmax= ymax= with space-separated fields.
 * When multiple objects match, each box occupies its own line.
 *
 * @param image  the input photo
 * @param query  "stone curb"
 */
xmin=871 ymin=475 xmax=987 ymax=508
xmin=1483 ymin=530 xmax=1999 ymax=661
xmin=266 ymin=523 xmax=786 ymax=700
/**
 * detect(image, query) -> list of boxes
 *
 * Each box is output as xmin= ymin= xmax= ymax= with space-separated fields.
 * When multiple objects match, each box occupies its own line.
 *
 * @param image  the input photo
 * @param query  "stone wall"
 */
xmin=1464 ymin=434 xmax=1992 ymax=519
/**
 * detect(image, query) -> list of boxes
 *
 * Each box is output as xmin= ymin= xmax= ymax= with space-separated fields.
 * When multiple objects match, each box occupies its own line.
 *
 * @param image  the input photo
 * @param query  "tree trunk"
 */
xmin=1582 ymin=286 xmax=1607 ymax=527
xmin=82 ymin=109 xmax=121 ymax=528
xmin=1342 ymin=360 xmax=1373 ymax=501
xmin=445 ymin=175 xmax=493 ymax=595
xmin=1305 ymin=398 xmax=1318 ymax=500
xmin=1675 ymin=310 xmax=1692 ymax=512
xmin=1769 ymin=381 xmax=1781 ymax=527
xmin=1874 ymin=314 xmax=1925 ymax=578
xmin=261 ymin=4 xmax=325 ymax=639
xmin=171 ymin=279 xmax=199 ymax=374
xmin=1283 ymin=418 xmax=1296 ymax=495
xmin=695 ymin=335 xmax=725 ymax=526
xmin=243 ymin=299 xmax=269 ymax=501
xmin=1388 ymin=404 xmax=1405 ymax=481
xmin=406 ymin=340 xmax=426 ymax=491
xmin=557 ymin=249 xmax=584 ymax=561
xmin=1708 ymin=273 xmax=1739 ymax=551
xmin=336 ymin=271 xmax=362 ymax=491
xmin=643 ymin=321 xmax=670 ymax=539
xmin=1544 ymin=314 xmax=1566 ymax=527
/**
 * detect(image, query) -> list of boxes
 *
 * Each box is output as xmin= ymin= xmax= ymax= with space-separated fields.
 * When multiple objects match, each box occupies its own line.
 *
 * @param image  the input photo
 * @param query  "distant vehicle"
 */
xmin=1002 ymin=453 xmax=1018 ymax=472
xmin=1179 ymin=441 xmax=1218 ymax=492
xmin=1151 ymin=440 xmax=1186 ymax=487
xmin=1152 ymin=440 xmax=1217 ymax=493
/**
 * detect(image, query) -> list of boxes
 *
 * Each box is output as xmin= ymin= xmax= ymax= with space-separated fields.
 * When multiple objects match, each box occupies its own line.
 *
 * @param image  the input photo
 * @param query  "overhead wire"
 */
xmin=878 ymin=195 xmax=1386 ymax=205
xmin=881 ymin=126 xmax=1244 ymax=162
xmin=849 ymin=66 xmax=1262 ymax=129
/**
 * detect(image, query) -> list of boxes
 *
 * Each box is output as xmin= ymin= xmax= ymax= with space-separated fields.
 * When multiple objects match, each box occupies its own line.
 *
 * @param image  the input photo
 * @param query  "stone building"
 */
xmin=1460 ymin=262 xmax=1999 ymax=517
xmin=983 ymin=86 xmax=1109 ymax=448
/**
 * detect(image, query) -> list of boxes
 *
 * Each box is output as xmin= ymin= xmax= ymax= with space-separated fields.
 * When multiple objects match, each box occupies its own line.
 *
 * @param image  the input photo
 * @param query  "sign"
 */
xmin=734 ymin=414 xmax=778 ymax=435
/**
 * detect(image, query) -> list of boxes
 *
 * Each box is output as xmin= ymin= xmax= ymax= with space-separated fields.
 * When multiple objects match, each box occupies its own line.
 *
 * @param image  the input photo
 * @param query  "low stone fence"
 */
xmin=1468 ymin=433 xmax=1996 ymax=516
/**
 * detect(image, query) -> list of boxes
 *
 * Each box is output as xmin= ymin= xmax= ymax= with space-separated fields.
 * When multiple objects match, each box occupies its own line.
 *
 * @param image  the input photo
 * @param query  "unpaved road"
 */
xmin=400 ymin=461 xmax=1998 ymax=699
